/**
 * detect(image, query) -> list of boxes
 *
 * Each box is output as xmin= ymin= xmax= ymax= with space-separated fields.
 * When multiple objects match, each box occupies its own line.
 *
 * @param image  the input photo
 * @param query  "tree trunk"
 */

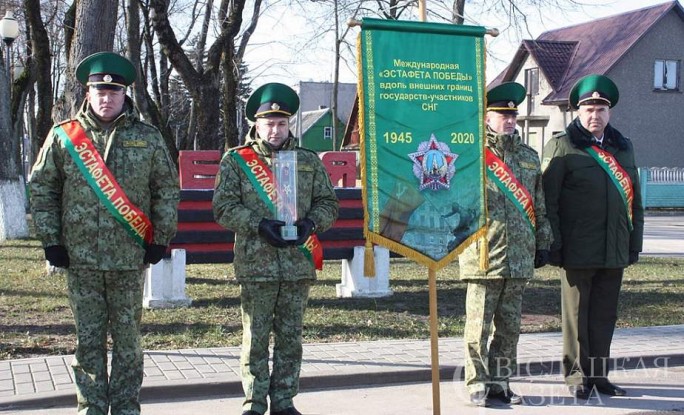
xmin=452 ymin=0 xmax=466 ymax=24
xmin=126 ymin=0 xmax=178 ymax=164
xmin=0 ymin=56 xmax=28 ymax=240
xmin=192 ymin=82 xmax=222 ymax=149
xmin=25 ymin=0 xmax=53 ymax=149
xmin=222 ymin=40 xmax=239 ymax=150
xmin=62 ymin=0 xmax=119 ymax=119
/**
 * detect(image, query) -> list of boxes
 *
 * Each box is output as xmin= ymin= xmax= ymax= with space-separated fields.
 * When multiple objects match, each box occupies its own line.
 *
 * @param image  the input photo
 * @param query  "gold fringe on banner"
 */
xmin=357 ymin=33 xmax=377 ymax=279
xmin=477 ymin=37 xmax=489 ymax=272
xmin=363 ymin=240 xmax=376 ymax=277
xmin=479 ymin=236 xmax=490 ymax=270
xmin=365 ymin=224 xmax=487 ymax=272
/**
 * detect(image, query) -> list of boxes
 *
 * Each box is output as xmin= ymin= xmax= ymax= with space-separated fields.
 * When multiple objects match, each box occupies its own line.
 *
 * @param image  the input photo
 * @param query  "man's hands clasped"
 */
xmin=259 ymin=217 xmax=316 ymax=247
xmin=259 ymin=219 xmax=289 ymax=247
xmin=293 ymin=218 xmax=316 ymax=245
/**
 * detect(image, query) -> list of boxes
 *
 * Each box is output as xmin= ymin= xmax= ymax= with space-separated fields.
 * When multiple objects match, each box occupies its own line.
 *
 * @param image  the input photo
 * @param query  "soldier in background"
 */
xmin=212 ymin=83 xmax=338 ymax=415
xmin=29 ymin=52 xmax=180 ymax=415
xmin=458 ymin=82 xmax=552 ymax=407
xmin=542 ymin=74 xmax=644 ymax=400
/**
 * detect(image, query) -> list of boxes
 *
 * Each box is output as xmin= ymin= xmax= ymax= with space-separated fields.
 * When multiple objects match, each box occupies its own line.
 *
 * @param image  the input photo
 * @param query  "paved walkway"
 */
xmin=0 ymin=213 xmax=682 ymax=413
xmin=1 ymin=325 xmax=684 ymax=412
xmin=641 ymin=214 xmax=684 ymax=257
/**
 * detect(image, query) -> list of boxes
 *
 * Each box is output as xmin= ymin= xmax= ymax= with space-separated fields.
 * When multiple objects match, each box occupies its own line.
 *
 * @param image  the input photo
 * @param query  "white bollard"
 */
xmin=143 ymin=249 xmax=192 ymax=309
xmin=336 ymin=245 xmax=393 ymax=298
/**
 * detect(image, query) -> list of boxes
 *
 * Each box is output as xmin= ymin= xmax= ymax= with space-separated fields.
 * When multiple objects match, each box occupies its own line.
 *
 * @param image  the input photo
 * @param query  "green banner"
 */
xmin=358 ymin=18 xmax=487 ymax=270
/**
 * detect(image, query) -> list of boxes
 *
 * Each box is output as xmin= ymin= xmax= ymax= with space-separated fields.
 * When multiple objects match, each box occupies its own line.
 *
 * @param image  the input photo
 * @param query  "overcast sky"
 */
xmin=242 ymin=0 xmax=681 ymax=87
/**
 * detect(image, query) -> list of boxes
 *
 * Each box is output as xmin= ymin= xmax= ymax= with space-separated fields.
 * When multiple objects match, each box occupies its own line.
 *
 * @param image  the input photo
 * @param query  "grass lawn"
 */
xmin=1 ymin=238 xmax=682 ymax=360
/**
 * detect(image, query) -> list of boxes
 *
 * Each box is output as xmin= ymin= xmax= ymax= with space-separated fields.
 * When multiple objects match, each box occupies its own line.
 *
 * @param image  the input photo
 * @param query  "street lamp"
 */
xmin=0 ymin=11 xmax=20 ymax=84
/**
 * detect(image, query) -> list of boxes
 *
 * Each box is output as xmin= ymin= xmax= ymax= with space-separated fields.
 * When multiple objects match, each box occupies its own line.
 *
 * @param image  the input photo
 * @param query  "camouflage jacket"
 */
xmin=212 ymin=129 xmax=339 ymax=282
xmin=29 ymin=97 xmax=180 ymax=270
xmin=459 ymin=130 xmax=552 ymax=280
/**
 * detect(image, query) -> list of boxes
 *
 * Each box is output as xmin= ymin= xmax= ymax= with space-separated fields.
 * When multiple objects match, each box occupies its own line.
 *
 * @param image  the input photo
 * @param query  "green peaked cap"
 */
xmin=569 ymin=74 xmax=619 ymax=109
xmin=76 ymin=52 xmax=137 ymax=87
xmin=246 ymin=83 xmax=300 ymax=122
xmin=486 ymin=82 xmax=526 ymax=113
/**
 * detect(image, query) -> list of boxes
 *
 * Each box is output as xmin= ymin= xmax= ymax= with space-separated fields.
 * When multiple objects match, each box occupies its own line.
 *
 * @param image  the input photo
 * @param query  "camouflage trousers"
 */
xmin=240 ymin=280 xmax=310 ymax=414
xmin=67 ymin=269 xmax=145 ymax=415
xmin=463 ymin=278 xmax=527 ymax=394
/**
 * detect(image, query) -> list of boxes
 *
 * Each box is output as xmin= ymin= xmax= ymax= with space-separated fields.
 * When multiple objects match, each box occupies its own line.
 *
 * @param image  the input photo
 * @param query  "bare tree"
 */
xmin=150 ymin=0 xmax=262 ymax=150
xmin=126 ymin=0 xmax=178 ymax=164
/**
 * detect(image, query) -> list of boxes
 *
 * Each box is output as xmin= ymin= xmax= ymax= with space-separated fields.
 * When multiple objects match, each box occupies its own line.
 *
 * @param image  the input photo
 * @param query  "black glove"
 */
xmin=628 ymin=250 xmax=639 ymax=265
xmin=534 ymin=249 xmax=550 ymax=269
xmin=258 ymin=218 xmax=288 ymax=248
xmin=292 ymin=218 xmax=316 ymax=245
xmin=549 ymin=249 xmax=563 ymax=267
xmin=44 ymin=245 xmax=70 ymax=268
xmin=144 ymin=244 xmax=168 ymax=265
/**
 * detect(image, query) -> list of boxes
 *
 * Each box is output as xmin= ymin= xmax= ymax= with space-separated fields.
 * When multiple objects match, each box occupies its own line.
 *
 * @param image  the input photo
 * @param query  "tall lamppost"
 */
xmin=0 ymin=11 xmax=20 ymax=180
xmin=0 ymin=11 xmax=19 ymax=87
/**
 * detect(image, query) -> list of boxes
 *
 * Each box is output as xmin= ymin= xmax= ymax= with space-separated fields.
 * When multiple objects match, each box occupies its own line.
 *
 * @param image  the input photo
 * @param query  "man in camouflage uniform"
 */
xmin=29 ymin=52 xmax=179 ymax=415
xmin=212 ymin=83 xmax=338 ymax=415
xmin=459 ymin=82 xmax=552 ymax=407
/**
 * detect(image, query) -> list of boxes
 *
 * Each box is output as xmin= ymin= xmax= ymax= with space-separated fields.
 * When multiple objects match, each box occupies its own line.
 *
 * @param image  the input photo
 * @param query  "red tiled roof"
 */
xmin=491 ymin=1 xmax=682 ymax=105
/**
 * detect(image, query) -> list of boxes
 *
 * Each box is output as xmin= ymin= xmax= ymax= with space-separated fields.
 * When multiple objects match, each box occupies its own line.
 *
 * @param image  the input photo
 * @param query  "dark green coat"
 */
xmin=541 ymin=118 xmax=644 ymax=269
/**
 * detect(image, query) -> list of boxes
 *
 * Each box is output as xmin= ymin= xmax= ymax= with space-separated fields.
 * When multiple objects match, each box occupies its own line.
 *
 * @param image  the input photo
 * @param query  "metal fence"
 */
xmin=647 ymin=167 xmax=684 ymax=183
xmin=640 ymin=167 xmax=684 ymax=208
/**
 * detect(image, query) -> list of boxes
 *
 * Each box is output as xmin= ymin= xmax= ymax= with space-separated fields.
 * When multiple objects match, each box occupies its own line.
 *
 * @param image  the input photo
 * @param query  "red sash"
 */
xmin=485 ymin=148 xmax=536 ymax=232
xmin=586 ymin=145 xmax=634 ymax=231
xmin=54 ymin=121 xmax=153 ymax=248
xmin=231 ymin=147 xmax=324 ymax=270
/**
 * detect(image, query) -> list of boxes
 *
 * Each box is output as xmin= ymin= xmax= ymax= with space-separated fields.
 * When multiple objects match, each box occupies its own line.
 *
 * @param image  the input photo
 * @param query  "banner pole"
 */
xmin=418 ymin=0 xmax=427 ymax=21
xmin=428 ymin=268 xmax=441 ymax=415
xmin=415 ymin=5 xmax=440 ymax=414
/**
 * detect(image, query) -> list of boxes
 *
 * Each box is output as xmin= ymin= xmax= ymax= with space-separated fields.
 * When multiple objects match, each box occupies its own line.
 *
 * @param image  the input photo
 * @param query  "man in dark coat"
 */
xmin=542 ymin=74 xmax=644 ymax=400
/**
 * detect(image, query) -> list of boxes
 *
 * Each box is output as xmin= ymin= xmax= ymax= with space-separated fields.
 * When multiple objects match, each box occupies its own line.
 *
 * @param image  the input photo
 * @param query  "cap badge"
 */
xmin=592 ymin=91 xmax=600 ymax=98
xmin=103 ymin=74 xmax=113 ymax=83
xmin=270 ymin=103 xmax=280 ymax=111
xmin=507 ymin=101 xmax=515 ymax=108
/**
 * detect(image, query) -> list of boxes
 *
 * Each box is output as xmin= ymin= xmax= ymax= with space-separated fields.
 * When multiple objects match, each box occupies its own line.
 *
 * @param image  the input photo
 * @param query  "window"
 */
xmin=323 ymin=126 xmax=332 ymax=140
xmin=654 ymin=59 xmax=680 ymax=91
xmin=525 ymin=67 xmax=539 ymax=96
xmin=524 ymin=67 xmax=539 ymax=114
